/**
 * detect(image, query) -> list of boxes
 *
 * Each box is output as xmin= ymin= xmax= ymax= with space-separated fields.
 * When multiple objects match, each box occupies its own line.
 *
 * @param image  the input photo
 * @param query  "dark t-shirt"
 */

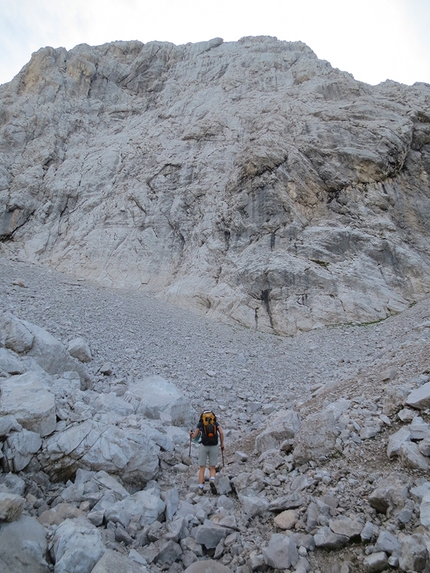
xmin=197 ymin=420 xmax=219 ymax=446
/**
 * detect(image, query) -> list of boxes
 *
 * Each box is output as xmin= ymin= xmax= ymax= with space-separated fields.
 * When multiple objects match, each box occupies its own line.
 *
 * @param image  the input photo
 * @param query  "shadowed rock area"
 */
xmin=0 ymin=36 xmax=429 ymax=334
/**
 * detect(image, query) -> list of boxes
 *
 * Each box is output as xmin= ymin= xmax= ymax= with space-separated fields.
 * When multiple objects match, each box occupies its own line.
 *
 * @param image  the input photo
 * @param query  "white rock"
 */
xmin=420 ymin=492 xmax=430 ymax=529
xmin=0 ymin=515 xmax=50 ymax=573
xmin=51 ymin=517 xmax=105 ymax=573
xmin=255 ymin=409 xmax=300 ymax=454
xmin=406 ymin=382 xmax=430 ymax=410
xmin=130 ymin=375 xmax=195 ymax=426
xmin=105 ymin=489 xmax=165 ymax=527
xmin=0 ymin=372 xmax=56 ymax=437
xmin=0 ymin=492 xmax=25 ymax=522
xmin=5 ymin=428 xmax=42 ymax=471
xmin=67 ymin=337 xmax=92 ymax=362
xmin=262 ymin=533 xmax=299 ymax=570
xmin=39 ymin=419 xmax=160 ymax=486
xmin=387 ymin=426 xmax=411 ymax=459
xmin=92 ymin=549 xmax=148 ymax=573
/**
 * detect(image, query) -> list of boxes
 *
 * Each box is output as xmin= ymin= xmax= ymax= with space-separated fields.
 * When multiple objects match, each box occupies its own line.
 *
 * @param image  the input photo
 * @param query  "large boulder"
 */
xmin=0 ymin=347 xmax=26 ymax=376
xmin=4 ymin=428 xmax=42 ymax=471
xmin=39 ymin=419 xmax=160 ymax=485
xmin=129 ymin=375 xmax=195 ymax=426
xmin=292 ymin=408 xmax=340 ymax=465
xmin=0 ymin=311 xmax=34 ymax=353
xmin=105 ymin=489 xmax=166 ymax=527
xmin=0 ymin=515 xmax=50 ymax=573
xmin=0 ymin=312 xmax=90 ymax=388
xmin=0 ymin=492 xmax=25 ymax=522
xmin=262 ymin=533 xmax=299 ymax=570
xmin=255 ymin=409 xmax=300 ymax=454
xmin=0 ymin=371 xmax=56 ymax=437
xmin=51 ymin=517 xmax=105 ymax=573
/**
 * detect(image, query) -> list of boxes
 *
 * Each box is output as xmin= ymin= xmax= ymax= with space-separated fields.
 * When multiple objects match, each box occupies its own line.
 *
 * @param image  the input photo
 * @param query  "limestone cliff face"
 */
xmin=1 ymin=36 xmax=430 ymax=334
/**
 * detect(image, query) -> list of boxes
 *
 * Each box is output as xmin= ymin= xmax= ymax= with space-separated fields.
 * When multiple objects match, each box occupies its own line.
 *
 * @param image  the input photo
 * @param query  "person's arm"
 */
xmin=190 ymin=427 xmax=200 ymax=440
xmin=218 ymin=426 xmax=225 ymax=449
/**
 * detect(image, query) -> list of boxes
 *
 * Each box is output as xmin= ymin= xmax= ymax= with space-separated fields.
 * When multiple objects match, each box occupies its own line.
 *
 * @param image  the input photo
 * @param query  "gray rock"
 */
xmin=154 ymin=540 xmax=183 ymax=565
xmin=0 ymin=347 xmax=26 ymax=375
xmin=293 ymin=408 xmax=340 ymax=465
xmin=67 ymin=337 xmax=92 ymax=363
xmin=255 ymin=409 xmax=300 ymax=453
xmin=0 ymin=372 xmax=56 ymax=437
xmin=369 ymin=477 xmax=409 ymax=514
xmin=0 ymin=473 xmax=25 ymax=496
xmin=0 ymin=312 xmax=34 ymax=353
xmin=164 ymin=487 xmax=179 ymax=521
xmin=411 ymin=480 xmax=430 ymax=503
xmin=194 ymin=520 xmax=229 ymax=549
xmin=262 ymin=533 xmax=299 ymax=570
xmin=409 ymin=416 xmax=430 ymax=440
xmin=39 ymin=419 xmax=160 ymax=485
xmin=184 ymin=560 xmax=233 ymax=573
xmin=418 ymin=435 xmax=430 ymax=457
xmin=399 ymin=441 xmax=429 ymax=470
xmin=105 ymin=489 xmax=165 ymax=527
xmin=363 ymin=551 xmax=388 ymax=573
xmin=398 ymin=533 xmax=429 ymax=572
xmin=217 ymin=476 xmax=232 ymax=496
xmin=360 ymin=521 xmax=375 ymax=543
xmin=165 ymin=516 xmax=189 ymax=542
xmin=91 ymin=549 xmax=149 ymax=573
xmin=0 ymin=492 xmax=25 ymax=522
xmin=406 ymin=382 xmax=430 ymax=410
xmin=314 ymin=526 xmax=349 ymax=549
xmin=375 ymin=530 xmax=402 ymax=556
xmin=269 ymin=492 xmax=304 ymax=511
xmin=235 ymin=451 xmax=248 ymax=463
xmin=131 ymin=375 xmax=195 ymax=426
xmin=419 ymin=492 xmax=430 ymax=528
xmin=387 ymin=426 xmax=411 ymax=458
xmin=51 ymin=517 xmax=105 ymax=573
xmin=4 ymin=428 xmax=42 ymax=471
xmin=180 ymin=536 xmax=204 ymax=557
xmin=328 ymin=516 xmax=363 ymax=539
xmin=0 ymin=416 xmax=22 ymax=437
xmin=22 ymin=318 xmax=90 ymax=388
xmin=0 ymin=515 xmax=50 ymax=573
xmin=238 ymin=494 xmax=269 ymax=517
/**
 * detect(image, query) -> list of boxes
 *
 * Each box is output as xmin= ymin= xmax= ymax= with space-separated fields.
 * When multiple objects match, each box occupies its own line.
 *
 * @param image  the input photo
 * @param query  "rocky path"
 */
xmin=2 ymin=255 xmax=430 ymax=573
xmin=2 ymin=255 xmax=425 ymax=420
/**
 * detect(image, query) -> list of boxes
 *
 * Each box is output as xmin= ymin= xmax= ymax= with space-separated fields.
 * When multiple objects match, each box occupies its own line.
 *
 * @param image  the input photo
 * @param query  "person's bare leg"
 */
xmin=209 ymin=466 xmax=217 ymax=494
xmin=198 ymin=466 xmax=205 ymax=485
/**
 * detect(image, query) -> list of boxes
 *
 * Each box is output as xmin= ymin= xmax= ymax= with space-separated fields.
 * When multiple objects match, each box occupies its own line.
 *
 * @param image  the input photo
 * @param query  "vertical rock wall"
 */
xmin=0 ymin=36 xmax=429 ymax=334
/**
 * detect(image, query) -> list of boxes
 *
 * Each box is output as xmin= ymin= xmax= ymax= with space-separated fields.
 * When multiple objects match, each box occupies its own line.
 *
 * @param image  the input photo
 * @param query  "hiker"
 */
xmin=190 ymin=410 xmax=224 ymax=495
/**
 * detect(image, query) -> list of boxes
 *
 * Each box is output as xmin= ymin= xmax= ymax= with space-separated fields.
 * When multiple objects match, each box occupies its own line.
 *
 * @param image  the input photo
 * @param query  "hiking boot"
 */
xmin=210 ymin=480 xmax=218 ymax=495
xmin=197 ymin=488 xmax=204 ymax=496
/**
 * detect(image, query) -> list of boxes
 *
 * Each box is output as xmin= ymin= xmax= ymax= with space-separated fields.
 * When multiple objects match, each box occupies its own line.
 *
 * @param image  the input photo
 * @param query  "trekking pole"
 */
xmin=221 ymin=446 xmax=225 ymax=469
xmin=187 ymin=433 xmax=192 ymax=480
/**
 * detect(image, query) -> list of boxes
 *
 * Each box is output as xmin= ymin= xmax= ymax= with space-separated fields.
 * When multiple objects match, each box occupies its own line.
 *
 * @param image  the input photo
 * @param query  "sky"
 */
xmin=0 ymin=0 xmax=429 ymax=87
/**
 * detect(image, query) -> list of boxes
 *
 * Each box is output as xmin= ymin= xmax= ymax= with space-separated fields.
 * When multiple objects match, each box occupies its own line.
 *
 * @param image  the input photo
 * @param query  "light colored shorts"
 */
xmin=198 ymin=444 xmax=219 ymax=467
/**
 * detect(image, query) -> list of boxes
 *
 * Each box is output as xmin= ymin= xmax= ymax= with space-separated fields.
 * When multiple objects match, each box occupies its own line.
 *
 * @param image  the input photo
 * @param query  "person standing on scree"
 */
xmin=190 ymin=410 xmax=224 ymax=495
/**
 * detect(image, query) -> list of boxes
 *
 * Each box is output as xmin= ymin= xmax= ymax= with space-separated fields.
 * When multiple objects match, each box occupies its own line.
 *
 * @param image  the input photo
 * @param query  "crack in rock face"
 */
xmin=1 ymin=36 xmax=430 ymax=335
